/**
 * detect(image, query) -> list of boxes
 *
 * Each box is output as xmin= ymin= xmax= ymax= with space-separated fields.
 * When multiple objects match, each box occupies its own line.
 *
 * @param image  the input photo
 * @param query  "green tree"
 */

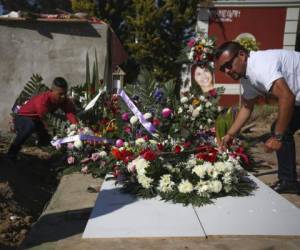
xmin=122 ymin=0 xmax=200 ymax=83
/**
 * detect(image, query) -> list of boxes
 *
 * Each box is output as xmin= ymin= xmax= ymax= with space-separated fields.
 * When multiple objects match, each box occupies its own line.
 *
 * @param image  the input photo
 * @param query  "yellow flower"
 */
xmin=192 ymin=98 xmax=200 ymax=107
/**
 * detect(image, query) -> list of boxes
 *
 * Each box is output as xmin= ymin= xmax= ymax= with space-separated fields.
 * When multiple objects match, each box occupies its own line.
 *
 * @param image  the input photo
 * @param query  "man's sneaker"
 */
xmin=271 ymin=180 xmax=299 ymax=194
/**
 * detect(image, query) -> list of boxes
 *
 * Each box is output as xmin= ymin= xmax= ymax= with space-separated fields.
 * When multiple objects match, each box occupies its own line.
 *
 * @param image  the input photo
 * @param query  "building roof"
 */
xmin=211 ymin=0 xmax=300 ymax=7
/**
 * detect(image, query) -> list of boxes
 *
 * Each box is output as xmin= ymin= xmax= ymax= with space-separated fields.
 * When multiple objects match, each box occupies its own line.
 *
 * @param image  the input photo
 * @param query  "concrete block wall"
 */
xmin=0 ymin=20 xmax=110 ymax=131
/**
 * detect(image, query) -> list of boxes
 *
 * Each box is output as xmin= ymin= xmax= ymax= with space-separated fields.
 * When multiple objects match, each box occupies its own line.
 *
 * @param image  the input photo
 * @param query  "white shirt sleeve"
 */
xmin=241 ymin=78 xmax=259 ymax=100
xmin=256 ymin=59 xmax=283 ymax=92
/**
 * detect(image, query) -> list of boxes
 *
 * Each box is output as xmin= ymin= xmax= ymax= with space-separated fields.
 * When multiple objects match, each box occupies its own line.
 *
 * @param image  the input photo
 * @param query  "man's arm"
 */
xmin=222 ymin=97 xmax=256 ymax=147
xmin=264 ymin=78 xmax=295 ymax=152
xmin=270 ymin=78 xmax=295 ymax=134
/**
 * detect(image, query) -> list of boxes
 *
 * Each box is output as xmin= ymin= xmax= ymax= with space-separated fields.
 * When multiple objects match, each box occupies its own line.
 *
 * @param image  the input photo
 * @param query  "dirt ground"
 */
xmin=0 ymin=135 xmax=61 ymax=249
xmin=0 ymin=111 xmax=300 ymax=249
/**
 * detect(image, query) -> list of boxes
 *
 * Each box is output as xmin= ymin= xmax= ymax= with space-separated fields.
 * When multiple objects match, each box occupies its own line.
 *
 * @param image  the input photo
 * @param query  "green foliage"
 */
xmin=14 ymin=74 xmax=48 ymax=108
xmin=215 ymin=108 xmax=234 ymax=142
xmin=71 ymin=0 xmax=96 ymax=16
xmin=122 ymin=0 xmax=199 ymax=82
xmin=237 ymin=37 xmax=260 ymax=52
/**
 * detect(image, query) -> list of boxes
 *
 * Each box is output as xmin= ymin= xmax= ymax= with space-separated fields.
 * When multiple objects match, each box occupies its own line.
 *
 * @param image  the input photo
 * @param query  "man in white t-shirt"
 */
xmin=214 ymin=41 xmax=300 ymax=194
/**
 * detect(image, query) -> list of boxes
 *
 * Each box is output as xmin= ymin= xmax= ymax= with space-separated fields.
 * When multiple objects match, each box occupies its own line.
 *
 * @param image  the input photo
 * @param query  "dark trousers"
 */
xmin=7 ymin=115 xmax=51 ymax=159
xmin=272 ymin=106 xmax=300 ymax=182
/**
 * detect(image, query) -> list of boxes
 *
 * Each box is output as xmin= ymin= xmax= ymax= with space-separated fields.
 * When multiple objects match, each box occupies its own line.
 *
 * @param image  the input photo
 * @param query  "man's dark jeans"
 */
xmin=7 ymin=115 xmax=51 ymax=159
xmin=272 ymin=106 xmax=300 ymax=182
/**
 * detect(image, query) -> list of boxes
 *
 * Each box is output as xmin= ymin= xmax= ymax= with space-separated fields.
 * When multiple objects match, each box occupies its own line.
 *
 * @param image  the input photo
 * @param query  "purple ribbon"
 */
xmin=51 ymin=134 xmax=115 ymax=147
xmin=118 ymin=89 xmax=156 ymax=134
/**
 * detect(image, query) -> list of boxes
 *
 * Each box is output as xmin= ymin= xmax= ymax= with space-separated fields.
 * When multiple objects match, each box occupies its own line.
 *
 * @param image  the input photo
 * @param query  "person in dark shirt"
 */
xmin=6 ymin=77 xmax=78 ymax=161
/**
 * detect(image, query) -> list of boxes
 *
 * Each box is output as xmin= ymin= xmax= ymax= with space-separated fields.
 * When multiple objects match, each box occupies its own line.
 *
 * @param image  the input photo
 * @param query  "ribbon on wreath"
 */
xmin=51 ymin=134 xmax=115 ymax=147
xmin=118 ymin=89 xmax=156 ymax=135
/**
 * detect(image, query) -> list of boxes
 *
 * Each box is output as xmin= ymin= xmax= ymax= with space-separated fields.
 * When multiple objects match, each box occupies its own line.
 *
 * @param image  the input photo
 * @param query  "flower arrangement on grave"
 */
xmin=187 ymin=32 xmax=216 ymax=71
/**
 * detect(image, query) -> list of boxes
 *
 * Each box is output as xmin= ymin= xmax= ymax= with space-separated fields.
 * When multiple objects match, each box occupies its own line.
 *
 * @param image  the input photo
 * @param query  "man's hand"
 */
xmin=221 ymin=134 xmax=233 ymax=148
xmin=264 ymin=137 xmax=282 ymax=152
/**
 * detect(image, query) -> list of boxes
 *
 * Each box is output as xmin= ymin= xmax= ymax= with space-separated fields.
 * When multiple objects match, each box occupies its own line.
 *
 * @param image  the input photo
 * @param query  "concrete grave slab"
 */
xmin=194 ymin=174 xmax=300 ymax=236
xmin=83 ymin=179 xmax=206 ymax=238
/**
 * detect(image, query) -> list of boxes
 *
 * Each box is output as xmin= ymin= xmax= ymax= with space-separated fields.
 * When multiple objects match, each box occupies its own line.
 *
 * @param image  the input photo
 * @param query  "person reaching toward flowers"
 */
xmin=6 ymin=77 xmax=78 ymax=161
xmin=214 ymin=41 xmax=300 ymax=194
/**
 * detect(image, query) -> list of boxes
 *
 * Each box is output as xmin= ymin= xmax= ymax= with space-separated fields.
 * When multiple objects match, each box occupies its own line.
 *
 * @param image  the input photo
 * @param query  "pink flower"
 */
xmin=121 ymin=112 xmax=129 ymax=121
xmin=124 ymin=126 xmax=132 ymax=134
xmin=115 ymin=139 xmax=124 ymax=148
xmin=55 ymin=143 xmax=61 ymax=150
xmin=91 ymin=152 xmax=100 ymax=162
xmin=187 ymin=38 xmax=196 ymax=48
xmin=162 ymin=108 xmax=172 ymax=118
xmin=67 ymin=143 xmax=74 ymax=150
xmin=81 ymin=165 xmax=89 ymax=174
xmin=67 ymin=156 xmax=75 ymax=165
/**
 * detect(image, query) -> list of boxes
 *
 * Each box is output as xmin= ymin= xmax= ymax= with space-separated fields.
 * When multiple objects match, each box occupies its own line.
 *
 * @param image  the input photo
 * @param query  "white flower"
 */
xmin=137 ymin=175 xmax=153 ymax=189
xmin=143 ymin=112 xmax=152 ymax=120
xmin=205 ymin=102 xmax=212 ymax=108
xmin=210 ymin=180 xmax=223 ymax=193
xmin=158 ymin=174 xmax=175 ymax=192
xmin=192 ymin=165 xmax=206 ymax=178
xmin=187 ymin=157 xmax=197 ymax=168
xmin=134 ymin=157 xmax=150 ymax=176
xmin=74 ymin=139 xmax=83 ymax=149
xmin=130 ymin=116 xmax=138 ymax=125
xmin=192 ymin=108 xmax=200 ymax=118
xmin=180 ymin=96 xmax=189 ymax=103
xmin=83 ymin=127 xmax=94 ymax=135
xmin=135 ymin=137 xmax=146 ymax=146
xmin=68 ymin=130 xmax=77 ymax=136
xmin=195 ymin=181 xmax=211 ymax=197
xmin=214 ymin=161 xmax=226 ymax=172
xmin=222 ymin=172 xmax=233 ymax=185
xmin=69 ymin=124 xmax=77 ymax=131
xmin=178 ymin=107 xmax=183 ymax=114
xmin=199 ymin=95 xmax=206 ymax=101
xmin=99 ymin=151 xmax=107 ymax=157
xmin=149 ymin=139 xmax=157 ymax=145
xmin=178 ymin=180 xmax=193 ymax=193
xmin=207 ymin=118 xmax=213 ymax=124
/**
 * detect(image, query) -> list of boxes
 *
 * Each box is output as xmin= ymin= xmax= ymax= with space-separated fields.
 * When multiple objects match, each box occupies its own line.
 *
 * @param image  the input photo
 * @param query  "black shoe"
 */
xmin=271 ymin=180 xmax=299 ymax=194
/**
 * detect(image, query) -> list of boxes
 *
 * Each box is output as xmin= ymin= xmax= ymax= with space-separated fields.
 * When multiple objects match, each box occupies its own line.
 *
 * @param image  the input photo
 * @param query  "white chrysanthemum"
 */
xmin=180 ymin=96 xmax=189 ymax=103
xmin=135 ymin=137 xmax=146 ymax=146
xmin=222 ymin=172 xmax=233 ymax=185
xmin=137 ymin=175 xmax=153 ymax=189
xmin=134 ymin=157 xmax=150 ymax=176
xmin=207 ymin=118 xmax=213 ymax=124
xmin=143 ymin=112 xmax=152 ymax=120
xmin=99 ymin=151 xmax=107 ymax=157
xmin=74 ymin=139 xmax=83 ymax=149
xmin=130 ymin=116 xmax=138 ymax=125
xmin=158 ymin=174 xmax=175 ymax=193
xmin=187 ymin=158 xmax=197 ymax=168
xmin=195 ymin=181 xmax=211 ymax=197
xmin=192 ymin=165 xmax=206 ymax=178
xmin=188 ymin=50 xmax=194 ymax=60
xmin=178 ymin=107 xmax=183 ymax=114
xmin=178 ymin=180 xmax=193 ymax=193
xmin=214 ymin=161 xmax=226 ymax=172
xmin=210 ymin=180 xmax=223 ymax=193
